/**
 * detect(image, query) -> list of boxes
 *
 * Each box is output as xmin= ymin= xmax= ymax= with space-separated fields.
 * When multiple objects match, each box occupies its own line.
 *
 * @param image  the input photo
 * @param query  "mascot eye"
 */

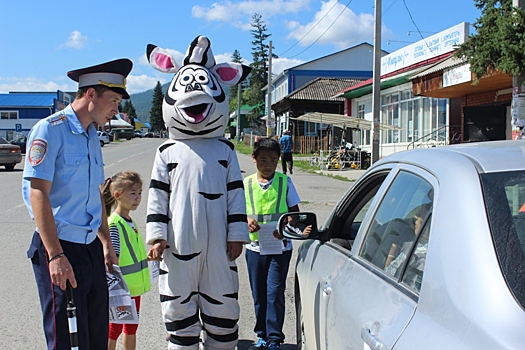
xmin=179 ymin=71 xmax=194 ymax=86
xmin=195 ymin=72 xmax=209 ymax=84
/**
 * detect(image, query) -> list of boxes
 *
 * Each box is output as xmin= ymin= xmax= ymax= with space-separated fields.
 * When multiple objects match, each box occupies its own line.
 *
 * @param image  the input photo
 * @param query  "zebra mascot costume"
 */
xmin=146 ymin=36 xmax=251 ymax=350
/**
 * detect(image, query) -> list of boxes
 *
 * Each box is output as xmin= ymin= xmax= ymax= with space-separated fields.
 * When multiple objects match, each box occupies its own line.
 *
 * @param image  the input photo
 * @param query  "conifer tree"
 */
xmin=246 ymin=13 xmax=277 ymax=130
xmin=229 ymin=50 xmax=246 ymax=114
xmin=455 ymin=0 xmax=525 ymax=85
xmin=150 ymin=81 xmax=165 ymax=132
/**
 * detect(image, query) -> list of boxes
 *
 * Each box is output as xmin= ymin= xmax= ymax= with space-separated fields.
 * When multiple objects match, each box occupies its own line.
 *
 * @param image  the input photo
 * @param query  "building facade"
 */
xmin=0 ymin=91 xmax=73 ymax=140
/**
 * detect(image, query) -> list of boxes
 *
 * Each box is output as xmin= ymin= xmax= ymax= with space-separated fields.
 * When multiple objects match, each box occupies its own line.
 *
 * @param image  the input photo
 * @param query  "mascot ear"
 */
xmin=211 ymin=62 xmax=251 ymax=86
xmin=146 ymin=44 xmax=181 ymax=74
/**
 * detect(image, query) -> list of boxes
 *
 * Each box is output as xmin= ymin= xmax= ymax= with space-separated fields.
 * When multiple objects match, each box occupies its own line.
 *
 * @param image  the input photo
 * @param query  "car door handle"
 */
xmin=361 ymin=327 xmax=382 ymax=350
xmin=321 ymin=280 xmax=331 ymax=295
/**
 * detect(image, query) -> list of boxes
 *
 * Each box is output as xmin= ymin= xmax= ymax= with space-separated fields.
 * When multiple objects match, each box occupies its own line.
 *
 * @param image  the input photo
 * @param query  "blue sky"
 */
xmin=0 ymin=0 xmax=481 ymax=95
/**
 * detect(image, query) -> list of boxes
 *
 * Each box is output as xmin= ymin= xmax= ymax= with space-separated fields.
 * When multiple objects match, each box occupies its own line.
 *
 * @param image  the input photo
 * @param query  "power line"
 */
xmin=278 ymin=0 xmax=340 ymax=56
xmin=286 ymin=0 xmax=354 ymax=59
xmin=402 ymin=0 xmax=437 ymax=56
xmin=342 ymin=0 xmax=399 ymax=49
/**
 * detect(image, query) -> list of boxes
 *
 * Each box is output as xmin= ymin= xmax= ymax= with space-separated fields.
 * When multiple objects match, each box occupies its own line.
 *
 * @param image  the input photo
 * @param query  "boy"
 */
xmin=244 ymin=137 xmax=302 ymax=350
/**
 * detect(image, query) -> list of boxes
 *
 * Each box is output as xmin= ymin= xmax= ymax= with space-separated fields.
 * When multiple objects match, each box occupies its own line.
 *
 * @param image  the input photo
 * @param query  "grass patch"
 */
xmin=232 ymin=141 xmax=253 ymax=155
xmin=233 ymin=141 xmax=354 ymax=182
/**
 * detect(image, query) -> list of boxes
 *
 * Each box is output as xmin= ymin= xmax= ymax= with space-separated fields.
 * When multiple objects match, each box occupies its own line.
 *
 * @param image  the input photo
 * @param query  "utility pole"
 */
xmin=236 ymin=82 xmax=242 ymax=141
xmin=267 ymin=40 xmax=273 ymax=137
xmin=512 ymin=0 xmax=525 ymax=133
xmin=371 ymin=0 xmax=382 ymax=163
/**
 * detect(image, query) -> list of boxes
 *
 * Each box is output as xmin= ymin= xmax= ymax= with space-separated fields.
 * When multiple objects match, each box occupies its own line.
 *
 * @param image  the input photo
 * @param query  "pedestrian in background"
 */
xmin=101 ymin=171 xmax=150 ymax=350
xmin=244 ymin=137 xmax=303 ymax=350
xmin=278 ymin=129 xmax=293 ymax=175
xmin=23 ymin=58 xmax=132 ymax=350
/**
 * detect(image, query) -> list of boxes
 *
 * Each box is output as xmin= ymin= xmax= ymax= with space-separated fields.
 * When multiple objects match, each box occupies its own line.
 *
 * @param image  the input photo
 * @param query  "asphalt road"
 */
xmin=0 ymin=138 xmax=353 ymax=350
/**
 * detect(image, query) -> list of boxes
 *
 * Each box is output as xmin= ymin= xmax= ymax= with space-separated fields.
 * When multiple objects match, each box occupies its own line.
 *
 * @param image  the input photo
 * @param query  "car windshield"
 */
xmin=480 ymin=170 xmax=525 ymax=309
xmin=0 ymin=137 xmax=8 ymax=144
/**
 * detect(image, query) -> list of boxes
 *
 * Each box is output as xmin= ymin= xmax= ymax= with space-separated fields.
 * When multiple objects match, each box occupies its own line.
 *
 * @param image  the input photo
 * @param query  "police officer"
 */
xmin=23 ymin=59 xmax=133 ymax=350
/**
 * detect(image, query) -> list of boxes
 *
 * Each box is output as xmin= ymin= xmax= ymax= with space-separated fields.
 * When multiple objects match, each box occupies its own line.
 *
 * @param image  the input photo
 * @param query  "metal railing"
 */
xmin=407 ymin=125 xmax=462 ymax=150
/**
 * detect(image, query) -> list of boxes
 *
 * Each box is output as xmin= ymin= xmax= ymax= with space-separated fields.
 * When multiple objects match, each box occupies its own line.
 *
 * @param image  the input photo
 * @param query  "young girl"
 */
xmin=101 ymin=171 xmax=150 ymax=350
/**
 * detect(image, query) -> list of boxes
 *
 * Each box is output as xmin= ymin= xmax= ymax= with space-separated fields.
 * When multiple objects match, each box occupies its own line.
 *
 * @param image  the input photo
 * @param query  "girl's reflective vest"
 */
xmin=244 ymin=172 xmax=288 ymax=242
xmin=108 ymin=213 xmax=151 ymax=296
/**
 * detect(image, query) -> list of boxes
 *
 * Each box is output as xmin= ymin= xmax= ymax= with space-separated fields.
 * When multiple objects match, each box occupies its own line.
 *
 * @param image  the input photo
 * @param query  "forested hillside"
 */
xmin=129 ymin=83 xmax=168 ymax=122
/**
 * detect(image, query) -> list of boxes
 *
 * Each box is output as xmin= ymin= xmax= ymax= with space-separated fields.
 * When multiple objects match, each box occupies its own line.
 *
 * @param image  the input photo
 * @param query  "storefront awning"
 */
xmin=294 ymin=112 xmax=401 ymax=131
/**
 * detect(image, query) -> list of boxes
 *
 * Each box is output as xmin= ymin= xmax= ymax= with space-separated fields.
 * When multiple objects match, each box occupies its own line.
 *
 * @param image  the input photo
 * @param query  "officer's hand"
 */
xmin=49 ymin=255 xmax=77 ymax=291
xmin=227 ymin=242 xmax=243 ymax=261
xmin=103 ymin=244 xmax=118 ymax=273
xmin=147 ymin=239 xmax=167 ymax=261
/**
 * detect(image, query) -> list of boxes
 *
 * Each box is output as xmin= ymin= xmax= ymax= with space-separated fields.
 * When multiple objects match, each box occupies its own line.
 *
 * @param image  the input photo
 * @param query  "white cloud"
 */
xmin=272 ymin=57 xmax=304 ymax=75
xmin=59 ymin=30 xmax=88 ymax=50
xmin=192 ymin=0 xmax=313 ymax=29
xmin=0 ymin=77 xmax=74 ymax=93
xmin=285 ymin=0 xmax=392 ymax=49
xmin=126 ymin=74 xmax=169 ymax=94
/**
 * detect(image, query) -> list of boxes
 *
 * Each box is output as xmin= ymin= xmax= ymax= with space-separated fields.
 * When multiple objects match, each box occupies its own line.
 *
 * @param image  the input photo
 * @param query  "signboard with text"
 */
xmin=381 ymin=22 xmax=469 ymax=75
xmin=443 ymin=63 xmax=471 ymax=87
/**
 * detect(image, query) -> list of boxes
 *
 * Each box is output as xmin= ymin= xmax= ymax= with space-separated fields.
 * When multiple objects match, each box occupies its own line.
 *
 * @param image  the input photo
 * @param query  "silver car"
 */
xmin=280 ymin=140 xmax=525 ymax=350
xmin=0 ymin=136 xmax=22 ymax=170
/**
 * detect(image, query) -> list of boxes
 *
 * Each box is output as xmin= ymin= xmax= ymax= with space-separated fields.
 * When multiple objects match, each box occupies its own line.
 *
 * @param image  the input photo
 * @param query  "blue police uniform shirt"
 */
xmin=22 ymin=105 xmax=105 ymax=244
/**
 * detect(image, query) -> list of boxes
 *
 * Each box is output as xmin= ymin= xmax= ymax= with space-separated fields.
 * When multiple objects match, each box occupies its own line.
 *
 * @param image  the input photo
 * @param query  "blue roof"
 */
xmin=0 ymin=93 xmax=57 ymax=108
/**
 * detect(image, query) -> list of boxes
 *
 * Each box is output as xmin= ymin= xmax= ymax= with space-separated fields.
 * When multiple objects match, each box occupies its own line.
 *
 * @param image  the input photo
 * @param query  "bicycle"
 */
xmin=310 ymin=152 xmax=320 ymax=167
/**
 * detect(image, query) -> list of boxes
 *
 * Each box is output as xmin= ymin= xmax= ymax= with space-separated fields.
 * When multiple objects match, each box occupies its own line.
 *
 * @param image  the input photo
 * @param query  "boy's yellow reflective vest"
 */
xmin=108 ymin=213 xmax=151 ymax=296
xmin=244 ymin=172 xmax=289 ymax=242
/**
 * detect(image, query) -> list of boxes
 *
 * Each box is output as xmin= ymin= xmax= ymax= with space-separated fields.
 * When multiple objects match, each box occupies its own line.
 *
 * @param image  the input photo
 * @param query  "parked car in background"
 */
xmin=134 ymin=130 xmax=144 ymax=138
xmin=10 ymin=135 xmax=27 ymax=154
xmin=97 ymin=131 xmax=110 ymax=147
xmin=0 ymin=136 xmax=22 ymax=170
xmin=143 ymin=132 xmax=154 ymax=138
xmin=98 ymin=131 xmax=112 ymax=142
xmin=110 ymin=128 xmax=134 ymax=140
xmin=280 ymin=140 xmax=525 ymax=350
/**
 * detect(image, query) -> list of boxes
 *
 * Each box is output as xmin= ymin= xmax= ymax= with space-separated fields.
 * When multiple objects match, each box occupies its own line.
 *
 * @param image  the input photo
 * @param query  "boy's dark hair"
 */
xmin=253 ymin=137 xmax=281 ymax=158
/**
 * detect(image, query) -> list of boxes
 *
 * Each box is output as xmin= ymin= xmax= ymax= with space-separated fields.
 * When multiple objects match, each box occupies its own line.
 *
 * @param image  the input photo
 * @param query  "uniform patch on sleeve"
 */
xmin=28 ymin=139 xmax=48 ymax=166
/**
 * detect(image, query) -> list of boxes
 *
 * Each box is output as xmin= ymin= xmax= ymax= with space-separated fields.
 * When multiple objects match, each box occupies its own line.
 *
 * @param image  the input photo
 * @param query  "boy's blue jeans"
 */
xmin=245 ymin=249 xmax=292 ymax=344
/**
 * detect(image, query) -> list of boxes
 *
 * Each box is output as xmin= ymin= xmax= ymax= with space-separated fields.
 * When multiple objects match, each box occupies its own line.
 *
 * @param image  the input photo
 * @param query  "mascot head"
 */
xmin=146 ymin=36 xmax=251 ymax=139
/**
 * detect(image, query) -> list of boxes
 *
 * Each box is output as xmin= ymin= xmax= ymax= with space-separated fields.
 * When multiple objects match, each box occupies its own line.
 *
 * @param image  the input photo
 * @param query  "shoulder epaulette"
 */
xmin=47 ymin=113 xmax=67 ymax=127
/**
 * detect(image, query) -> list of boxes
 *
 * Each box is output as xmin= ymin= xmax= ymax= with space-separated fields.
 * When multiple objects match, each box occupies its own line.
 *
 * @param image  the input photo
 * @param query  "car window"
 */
xmin=480 ymin=170 xmax=525 ymax=309
xmin=330 ymin=172 xmax=389 ymax=250
xmin=359 ymin=170 xmax=434 ymax=282
xmin=399 ymin=215 xmax=431 ymax=293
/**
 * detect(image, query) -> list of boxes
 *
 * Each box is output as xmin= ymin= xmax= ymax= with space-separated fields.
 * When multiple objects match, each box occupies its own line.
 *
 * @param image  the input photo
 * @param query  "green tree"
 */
xmin=150 ymin=81 xmax=164 ymax=132
xmin=246 ymin=13 xmax=277 ymax=129
xmin=127 ymin=101 xmax=137 ymax=129
xmin=455 ymin=0 xmax=525 ymax=85
xmin=121 ymin=100 xmax=136 ymax=128
xmin=229 ymin=49 xmax=244 ymax=114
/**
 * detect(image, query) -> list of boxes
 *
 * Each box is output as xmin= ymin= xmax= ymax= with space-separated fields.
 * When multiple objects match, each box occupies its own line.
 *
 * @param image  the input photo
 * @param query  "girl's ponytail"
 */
xmin=100 ymin=177 xmax=116 ymax=217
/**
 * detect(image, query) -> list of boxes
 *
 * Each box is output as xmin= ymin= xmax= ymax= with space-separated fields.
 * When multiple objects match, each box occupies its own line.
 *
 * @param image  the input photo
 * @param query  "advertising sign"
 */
xmin=381 ymin=22 xmax=469 ymax=75
xmin=443 ymin=63 xmax=471 ymax=87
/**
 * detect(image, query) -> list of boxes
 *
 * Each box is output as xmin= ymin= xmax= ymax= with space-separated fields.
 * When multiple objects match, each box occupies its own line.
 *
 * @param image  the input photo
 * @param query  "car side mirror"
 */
xmin=278 ymin=212 xmax=318 ymax=240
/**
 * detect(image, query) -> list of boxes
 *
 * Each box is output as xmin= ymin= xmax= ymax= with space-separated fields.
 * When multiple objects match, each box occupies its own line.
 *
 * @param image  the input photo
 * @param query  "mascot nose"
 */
xmin=185 ymin=83 xmax=203 ymax=93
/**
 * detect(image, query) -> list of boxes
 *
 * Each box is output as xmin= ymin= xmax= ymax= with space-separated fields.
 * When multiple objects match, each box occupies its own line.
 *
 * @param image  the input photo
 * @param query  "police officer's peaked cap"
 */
xmin=67 ymin=58 xmax=133 ymax=99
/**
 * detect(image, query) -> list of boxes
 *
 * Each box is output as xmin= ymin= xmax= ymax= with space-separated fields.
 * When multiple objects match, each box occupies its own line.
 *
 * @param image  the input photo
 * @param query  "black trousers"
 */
xmin=281 ymin=152 xmax=293 ymax=174
xmin=28 ymin=232 xmax=109 ymax=350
